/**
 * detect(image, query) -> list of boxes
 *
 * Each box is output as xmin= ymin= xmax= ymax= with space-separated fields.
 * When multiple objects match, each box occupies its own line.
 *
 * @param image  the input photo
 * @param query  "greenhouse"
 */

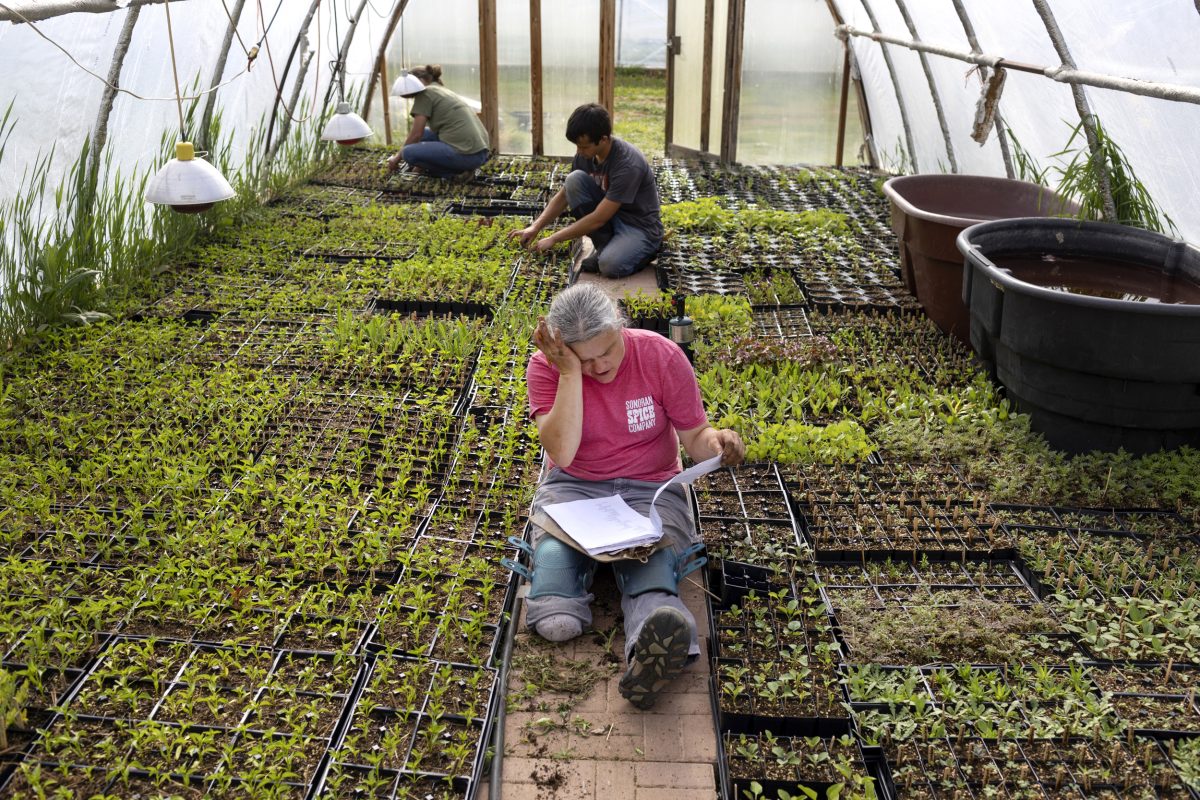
xmin=1 ymin=0 xmax=1199 ymax=798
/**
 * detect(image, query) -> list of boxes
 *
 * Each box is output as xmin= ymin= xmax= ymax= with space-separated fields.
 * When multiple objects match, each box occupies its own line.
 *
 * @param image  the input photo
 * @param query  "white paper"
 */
xmin=648 ymin=454 xmax=724 ymax=533
xmin=542 ymin=455 xmax=725 ymax=556
xmin=539 ymin=495 xmax=659 ymax=555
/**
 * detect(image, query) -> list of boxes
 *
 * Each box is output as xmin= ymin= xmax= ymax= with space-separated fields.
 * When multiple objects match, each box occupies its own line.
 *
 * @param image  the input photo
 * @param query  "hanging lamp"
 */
xmin=145 ymin=0 xmax=235 ymax=214
xmin=321 ymin=100 xmax=373 ymax=145
xmin=146 ymin=142 xmax=236 ymax=213
xmin=390 ymin=73 xmax=427 ymax=97
xmin=320 ymin=3 xmax=372 ymax=147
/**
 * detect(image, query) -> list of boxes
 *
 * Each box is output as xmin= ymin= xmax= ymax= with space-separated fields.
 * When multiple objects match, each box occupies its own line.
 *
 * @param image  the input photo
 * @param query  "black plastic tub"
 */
xmin=958 ymin=218 xmax=1200 ymax=454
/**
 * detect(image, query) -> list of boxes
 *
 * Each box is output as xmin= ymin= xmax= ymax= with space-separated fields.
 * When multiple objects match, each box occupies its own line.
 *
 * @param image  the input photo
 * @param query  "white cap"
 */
xmin=390 ymin=73 xmax=427 ymax=96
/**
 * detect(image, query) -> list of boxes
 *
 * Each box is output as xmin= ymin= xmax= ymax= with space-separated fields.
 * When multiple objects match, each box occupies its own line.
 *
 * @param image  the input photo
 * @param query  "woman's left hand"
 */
xmin=711 ymin=428 xmax=746 ymax=467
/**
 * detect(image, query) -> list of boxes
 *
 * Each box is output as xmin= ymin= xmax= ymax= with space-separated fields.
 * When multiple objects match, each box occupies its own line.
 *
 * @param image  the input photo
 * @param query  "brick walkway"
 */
xmin=484 ymin=573 xmax=718 ymax=800
xmin=480 ymin=257 xmax=721 ymax=799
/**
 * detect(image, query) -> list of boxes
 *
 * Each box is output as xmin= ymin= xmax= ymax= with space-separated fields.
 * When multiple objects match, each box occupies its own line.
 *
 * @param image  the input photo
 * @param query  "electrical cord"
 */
xmin=255 ymin=0 xmax=287 ymax=49
xmin=0 ymin=1 xmax=251 ymax=102
xmin=163 ymin=0 xmax=185 ymax=133
xmin=217 ymin=0 xmax=259 ymax=69
xmin=255 ymin=0 xmax=322 ymax=125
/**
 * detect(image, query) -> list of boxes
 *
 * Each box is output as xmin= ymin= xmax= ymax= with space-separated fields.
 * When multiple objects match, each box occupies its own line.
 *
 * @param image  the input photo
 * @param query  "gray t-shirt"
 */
xmin=571 ymin=138 xmax=663 ymax=240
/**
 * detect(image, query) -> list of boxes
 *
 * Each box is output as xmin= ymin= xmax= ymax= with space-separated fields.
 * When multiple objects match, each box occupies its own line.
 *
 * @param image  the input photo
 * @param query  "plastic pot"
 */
xmin=883 ymin=174 xmax=1078 ymax=344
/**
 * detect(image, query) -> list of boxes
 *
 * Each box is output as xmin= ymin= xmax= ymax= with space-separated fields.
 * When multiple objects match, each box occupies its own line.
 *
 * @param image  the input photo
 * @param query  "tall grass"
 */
xmin=1052 ymin=118 xmax=1176 ymax=234
xmin=0 ymin=91 xmax=337 ymax=349
xmin=1007 ymin=118 xmax=1175 ymax=234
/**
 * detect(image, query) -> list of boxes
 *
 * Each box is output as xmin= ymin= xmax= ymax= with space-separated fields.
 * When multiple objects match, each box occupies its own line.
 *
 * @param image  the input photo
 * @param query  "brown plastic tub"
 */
xmin=883 ymin=175 xmax=1078 ymax=344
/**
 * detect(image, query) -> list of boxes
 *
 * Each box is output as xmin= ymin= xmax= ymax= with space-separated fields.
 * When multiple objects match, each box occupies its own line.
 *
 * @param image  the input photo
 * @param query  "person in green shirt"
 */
xmin=386 ymin=64 xmax=492 ymax=177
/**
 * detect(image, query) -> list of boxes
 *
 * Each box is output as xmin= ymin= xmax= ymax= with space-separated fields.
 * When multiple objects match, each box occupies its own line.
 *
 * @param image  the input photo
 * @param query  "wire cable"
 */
xmin=163 ymin=0 xmax=186 ymax=133
xmin=255 ymin=0 xmax=288 ymax=49
xmin=0 ymin=1 xmax=251 ymax=102
xmin=217 ymin=0 xmax=255 ymax=65
xmin=256 ymin=0 xmax=322 ymax=125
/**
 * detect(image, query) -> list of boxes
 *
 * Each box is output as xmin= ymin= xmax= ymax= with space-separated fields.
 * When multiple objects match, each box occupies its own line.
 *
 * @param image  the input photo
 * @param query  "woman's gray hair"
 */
xmin=546 ymin=283 xmax=625 ymax=344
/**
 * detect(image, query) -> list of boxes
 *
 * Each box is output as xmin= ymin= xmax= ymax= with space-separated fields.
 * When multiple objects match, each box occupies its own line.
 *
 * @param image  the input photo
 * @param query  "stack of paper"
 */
xmin=541 ymin=495 xmax=661 ymax=556
xmin=541 ymin=455 xmax=724 ymax=557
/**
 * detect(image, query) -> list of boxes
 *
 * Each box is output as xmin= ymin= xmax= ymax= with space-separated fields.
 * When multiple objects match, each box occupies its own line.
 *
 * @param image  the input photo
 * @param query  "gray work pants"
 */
xmin=524 ymin=468 xmax=701 ymax=659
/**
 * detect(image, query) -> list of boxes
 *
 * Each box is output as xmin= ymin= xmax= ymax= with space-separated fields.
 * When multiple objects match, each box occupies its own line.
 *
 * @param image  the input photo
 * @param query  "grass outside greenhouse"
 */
xmin=0 ymin=72 xmax=1198 ymax=800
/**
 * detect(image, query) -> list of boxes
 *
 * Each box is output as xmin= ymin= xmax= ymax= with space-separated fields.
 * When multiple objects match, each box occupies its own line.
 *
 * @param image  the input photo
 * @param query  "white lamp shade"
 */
xmin=321 ymin=103 xmax=373 ymax=145
xmin=146 ymin=143 xmax=235 ymax=213
xmin=390 ymin=73 xmax=426 ymax=96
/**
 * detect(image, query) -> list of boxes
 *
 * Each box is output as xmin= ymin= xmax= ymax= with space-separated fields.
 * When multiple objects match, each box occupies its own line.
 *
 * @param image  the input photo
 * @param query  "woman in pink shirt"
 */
xmin=522 ymin=284 xmax=744 ymax=709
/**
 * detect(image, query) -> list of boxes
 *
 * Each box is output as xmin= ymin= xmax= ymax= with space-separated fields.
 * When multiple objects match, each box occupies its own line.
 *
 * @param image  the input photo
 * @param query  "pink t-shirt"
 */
xmin=527 ymin=328 xmax=709 ymax=482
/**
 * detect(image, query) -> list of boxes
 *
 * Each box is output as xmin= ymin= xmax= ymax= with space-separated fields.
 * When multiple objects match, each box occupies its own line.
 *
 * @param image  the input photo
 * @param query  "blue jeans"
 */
xmin=564 ymin=170 xmax=661 ymax=278
xmin=402 ymin=128 xmax=490 ymax=177
xmin=523 ymin=469 xmax=702 ymax=659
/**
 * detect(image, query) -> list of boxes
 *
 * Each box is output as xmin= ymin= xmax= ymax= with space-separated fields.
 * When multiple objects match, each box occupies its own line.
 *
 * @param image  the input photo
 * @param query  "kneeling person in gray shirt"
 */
xmin=509 ymin=103 xmax=663 ymax=278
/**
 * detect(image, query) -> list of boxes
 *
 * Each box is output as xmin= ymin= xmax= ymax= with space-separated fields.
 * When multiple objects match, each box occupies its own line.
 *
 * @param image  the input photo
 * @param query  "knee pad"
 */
xmin=528 ymin=537 xmax=595 ymax=600
xmin=613 ymin=544 xmax=707 ymax=598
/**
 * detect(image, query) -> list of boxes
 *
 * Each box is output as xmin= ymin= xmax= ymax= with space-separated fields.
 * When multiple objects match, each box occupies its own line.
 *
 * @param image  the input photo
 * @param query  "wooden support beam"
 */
xmin=824 ymin=0 xmax=876 ymax=168
xmin=362 ymin=0 xmax=411 ymax=122
xmin=198 ymin=0 xmax=245 ymax=152
xmin=719 ymin=0 xmax=745 ymax=163
xmin=478 ymin=0 xmax=499 ymax=150
xmin=835 ymin=44 xmax=849 ymax=167
xmin=269 ymin=48 xmax=315 ymax=163
xmin=530 ymin=0 xmax=544 ymax=155
xmin=664 ymin=0 xmax=675 ymax=148
xmin=380 ymin=57 xmax=393 ymax=144
xmin=89 ymin=4 xmax=141 ymax=183
xmin=324 ymin=0 xmax=372 ymax=108
xmin=263 ymin=0 xmax=322 ymax=165
xmin=700 ymin=0 xmax=713 ymax=152
xmin=599 ymin=0 xmax=615 ymax=114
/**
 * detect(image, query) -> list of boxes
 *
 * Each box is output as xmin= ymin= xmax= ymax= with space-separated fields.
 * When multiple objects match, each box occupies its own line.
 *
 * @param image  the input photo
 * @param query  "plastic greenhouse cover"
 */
xmin=832 ymin=0 xmax=1200 ymax=244
xmin=495 ymin=0 xmax=534 ymax=154
xmin=739 ymin=0 xmax=862 ymax=166
xmin=540 ymin=0 xmax=600 ymax=159
xmin=3 ymin=1 xmax=1200 ymax=246
xmin=0 ymin=2 xmax=389 ymax=235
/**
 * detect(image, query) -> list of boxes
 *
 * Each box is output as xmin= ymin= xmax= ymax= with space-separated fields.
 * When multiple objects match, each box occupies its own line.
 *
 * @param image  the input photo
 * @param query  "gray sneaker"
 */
xmin=579 ymin=251 xmax=601 ymax=273
xmin=618 ymin=606 xmax=691 ymax=709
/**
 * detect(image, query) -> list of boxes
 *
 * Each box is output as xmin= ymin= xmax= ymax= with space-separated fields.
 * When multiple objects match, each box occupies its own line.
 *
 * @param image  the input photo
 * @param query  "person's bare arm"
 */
xmin=530 ymin=198 xmax=620 ymax=253
xmin=509 ymin=187 xmax=570 ymax=248
xmin=403 ymin=114 xmax=429 ymax=146
xmin=677 ymin=423 xmax=746 ymax=466
xmin=531 ymin=318 xmax=584 ymax=467
xmin=386 ymin=115 xmax=432 ymax=171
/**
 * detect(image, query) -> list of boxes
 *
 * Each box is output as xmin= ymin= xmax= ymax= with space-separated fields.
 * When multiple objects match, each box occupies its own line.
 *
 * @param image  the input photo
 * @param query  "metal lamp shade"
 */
xmin=390 ymin=73 xmax=426 ymax=96
xmin=146 ymin=143 xmax=235 ymax=214
xmin=321 ymin=103 xmax=373 ymax=145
